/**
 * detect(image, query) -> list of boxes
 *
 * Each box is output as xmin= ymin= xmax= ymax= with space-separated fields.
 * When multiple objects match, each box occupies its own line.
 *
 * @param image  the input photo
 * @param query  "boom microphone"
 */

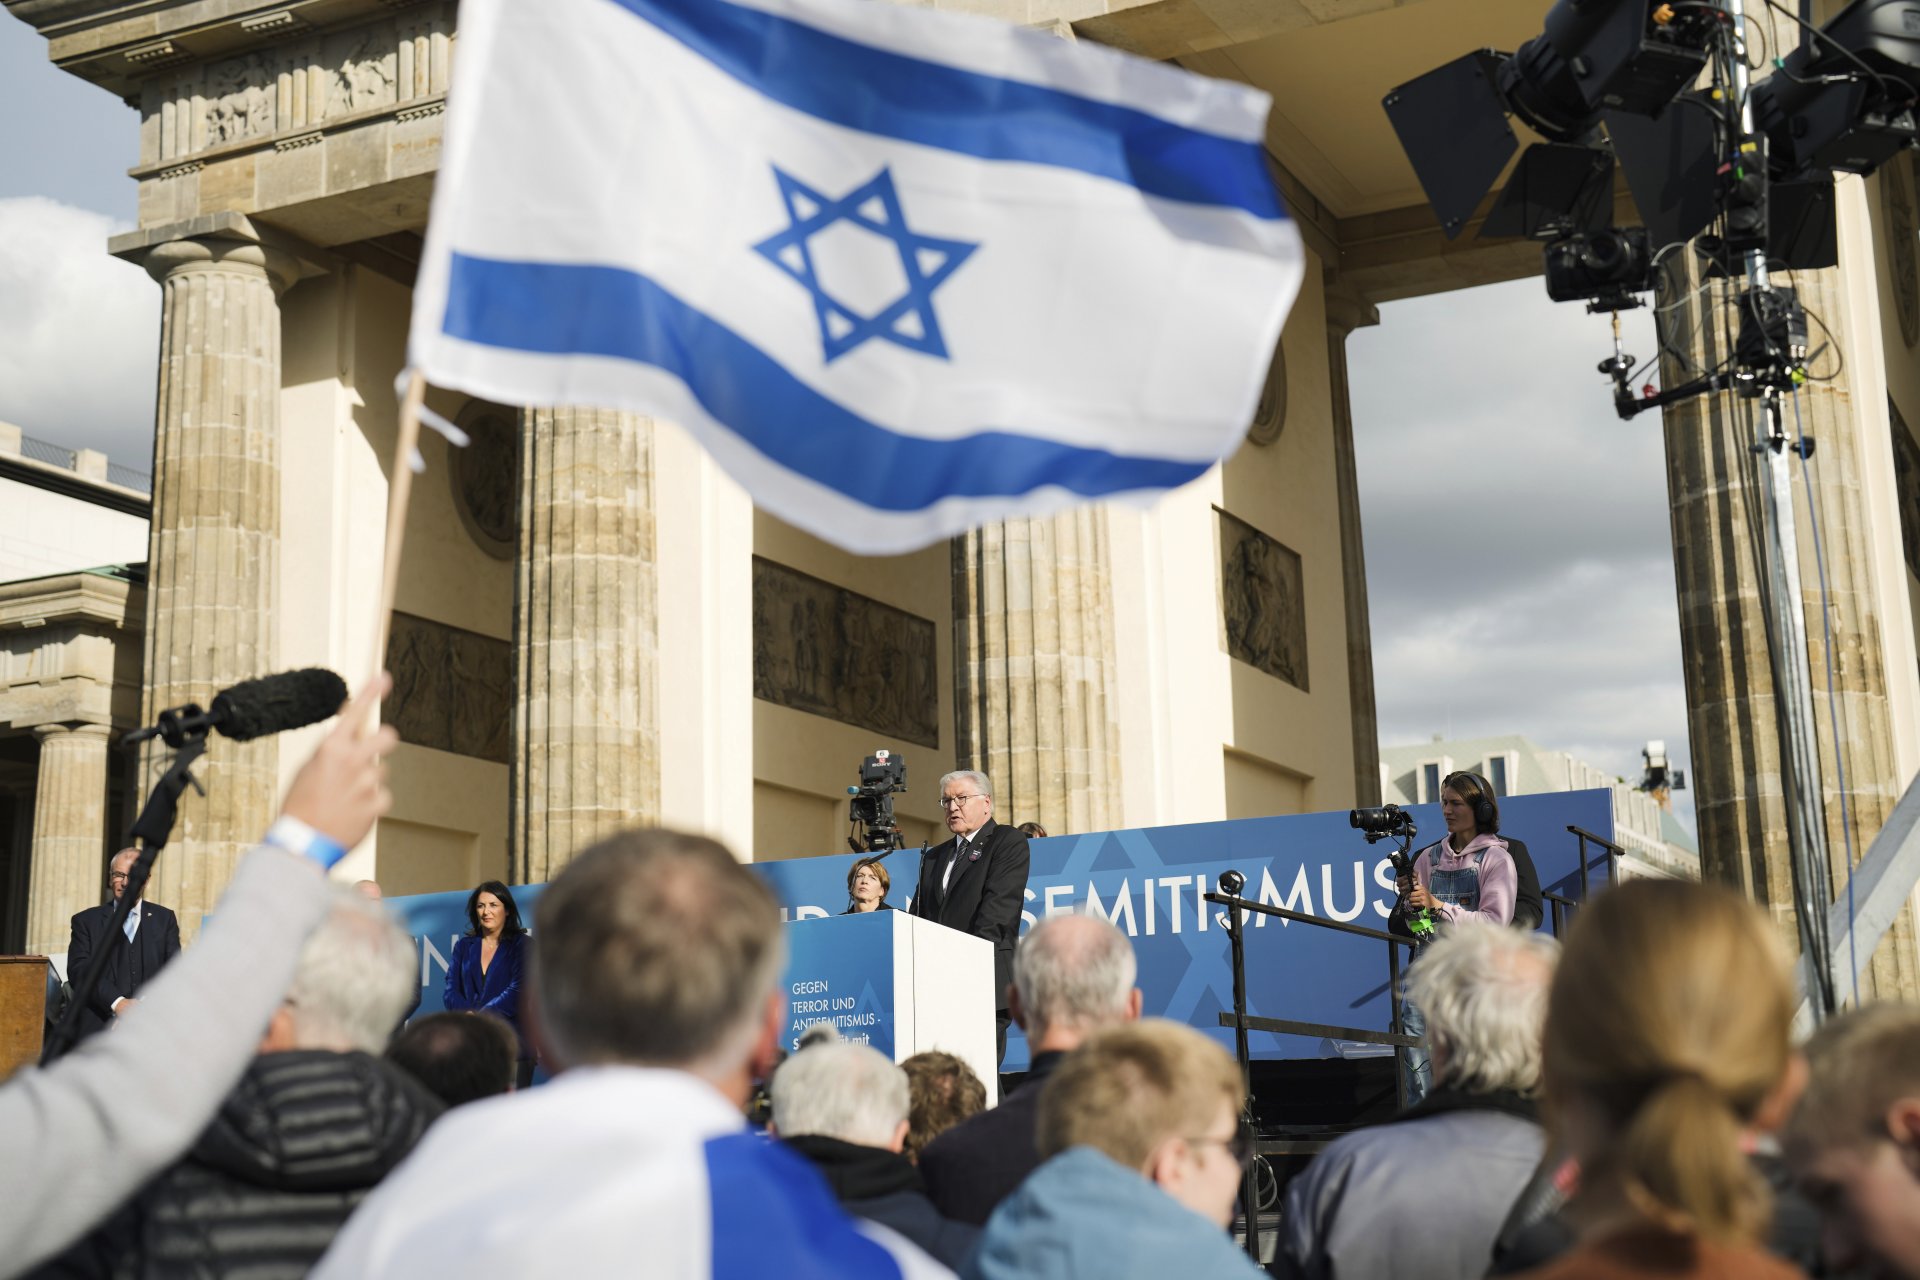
xmin=127 ymin=668 xmax=349 ymax=746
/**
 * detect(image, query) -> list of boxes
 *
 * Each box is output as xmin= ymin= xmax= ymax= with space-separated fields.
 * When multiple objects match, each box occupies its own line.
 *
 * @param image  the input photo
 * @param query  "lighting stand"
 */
xmin=1610 ymin=0 xmax=1839 ymax=1017
xmin=1722 ymin=0 xmax=1840 ymax=1017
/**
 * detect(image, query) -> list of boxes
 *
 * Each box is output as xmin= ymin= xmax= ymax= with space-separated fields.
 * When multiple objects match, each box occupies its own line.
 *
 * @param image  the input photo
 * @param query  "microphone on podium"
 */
xmin=127 ymin=669 xmax=350 ymax=746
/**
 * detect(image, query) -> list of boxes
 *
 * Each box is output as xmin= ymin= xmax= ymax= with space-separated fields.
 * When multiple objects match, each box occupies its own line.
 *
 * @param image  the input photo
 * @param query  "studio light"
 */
xmin=1383 ymin=2 xmax=1720 ymax=238
xmin=1750 ymin=0 xmax=1920 ymax=182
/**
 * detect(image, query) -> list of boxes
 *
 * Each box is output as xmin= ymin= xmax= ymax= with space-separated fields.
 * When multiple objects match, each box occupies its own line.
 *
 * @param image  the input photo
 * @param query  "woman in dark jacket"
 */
xmin=842 ymin=858 xmax=895 ymax=915
xmin=444 ymin=880 xmax=534 ymax=1086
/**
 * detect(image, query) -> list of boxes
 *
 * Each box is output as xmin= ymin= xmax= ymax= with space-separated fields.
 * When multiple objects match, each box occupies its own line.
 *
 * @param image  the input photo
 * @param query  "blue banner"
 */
xmin=384 ymin=791 xmax=1615 ymax=1073
xmin=783 ymin=914 xmax=899 ymax=1055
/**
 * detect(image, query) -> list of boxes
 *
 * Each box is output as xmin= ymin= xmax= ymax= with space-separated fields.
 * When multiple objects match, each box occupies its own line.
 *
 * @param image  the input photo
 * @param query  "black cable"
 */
xmin=1761 ymin=0 xmax=1918 ymax=107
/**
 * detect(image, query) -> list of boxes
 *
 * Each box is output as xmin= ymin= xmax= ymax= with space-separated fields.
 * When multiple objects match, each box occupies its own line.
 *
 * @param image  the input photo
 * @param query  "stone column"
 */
xmin=1657 ymin=254 xmax=1920 ymax=999
xmin=1325 ymin=282 xmax=1383 ymax=807
xmin=24 ymin=723 xmax=113 ymax=957
xmin=512 ymin=407 xmax=660 ymax=882
xmin=953 ymin=508 xmax=1122 ymax=835
xmin=136 ymin=234 xmax=297 ymax=939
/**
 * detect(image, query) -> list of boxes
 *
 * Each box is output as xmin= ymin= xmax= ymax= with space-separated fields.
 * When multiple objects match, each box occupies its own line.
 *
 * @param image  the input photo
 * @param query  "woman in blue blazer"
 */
xmin=444 ymin=880 xmax=534 ymax=1087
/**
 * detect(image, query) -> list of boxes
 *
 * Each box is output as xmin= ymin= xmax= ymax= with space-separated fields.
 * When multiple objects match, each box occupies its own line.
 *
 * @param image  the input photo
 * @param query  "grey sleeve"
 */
xmin=0 ymin=846 xmax=332 ymax=1278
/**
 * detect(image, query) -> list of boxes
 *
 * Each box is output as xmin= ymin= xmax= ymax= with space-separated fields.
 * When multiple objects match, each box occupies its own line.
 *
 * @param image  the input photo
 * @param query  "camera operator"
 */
xmin=1389 ymin=771 xmax=1539 ymax=1105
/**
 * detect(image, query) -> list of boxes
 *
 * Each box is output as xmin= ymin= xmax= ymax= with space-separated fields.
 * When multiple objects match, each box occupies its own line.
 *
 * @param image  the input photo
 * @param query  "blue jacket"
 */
xmin=967 ymin=1147 xmax=1264 ymax=1280
xmin=443 ymin=933 xmax=530 ymax=1057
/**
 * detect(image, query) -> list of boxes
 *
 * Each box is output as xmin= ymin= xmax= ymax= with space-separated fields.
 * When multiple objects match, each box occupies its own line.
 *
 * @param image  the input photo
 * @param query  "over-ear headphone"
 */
xmin=1446 ymin=771 xmax=1498 ymax=830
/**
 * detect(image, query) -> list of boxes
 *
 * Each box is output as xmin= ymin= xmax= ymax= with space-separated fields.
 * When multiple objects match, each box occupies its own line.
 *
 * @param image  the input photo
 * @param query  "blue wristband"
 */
xmin=264 ymin=816 xmax=349 ymax=870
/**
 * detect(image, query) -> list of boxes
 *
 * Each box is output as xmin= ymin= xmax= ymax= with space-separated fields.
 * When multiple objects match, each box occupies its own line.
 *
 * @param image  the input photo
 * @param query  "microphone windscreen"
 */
xmin=211 ymin=669 xmax=349 ymax=741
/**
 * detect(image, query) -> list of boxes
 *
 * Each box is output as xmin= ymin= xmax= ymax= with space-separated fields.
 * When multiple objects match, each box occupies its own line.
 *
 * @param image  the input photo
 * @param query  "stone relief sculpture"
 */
xmin=325 ymin=28 xmax=397 ymax=117
xmin=1884 ymin=154 xmax=1919 ymax=349
xmin=451 ymin=405 xmax=517 ymax=559
xmin=202 ymin=54 xmax=274 ymax=145
xmin=384 ymin=611 xmax=512 ymax=764
xmin=1891 ymin=398 xmax=1920 ymax=585
xmin=752 ymin=557 xmax=938 ymax=747
xmin=1220 ymin=510 xmax=1308 ymax=691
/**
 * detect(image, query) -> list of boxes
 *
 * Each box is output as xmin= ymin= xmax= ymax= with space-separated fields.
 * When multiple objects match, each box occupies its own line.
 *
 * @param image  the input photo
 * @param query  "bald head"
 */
xmin=1012 ymin=914 xmax=1141 ymax=1050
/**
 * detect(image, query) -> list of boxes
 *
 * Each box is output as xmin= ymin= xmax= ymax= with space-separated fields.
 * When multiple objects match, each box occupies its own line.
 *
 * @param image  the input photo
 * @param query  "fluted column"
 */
xmin=1325 ymin=282 xmax=1382 ymax=807
xmin=1657 ymin=250 xmax=1919 ymax=999
xmin=953 ymin=508 xmax=1122 ymax=835
xmin=137 ymin=235 xmax=296 ymax=940
xmin=512 ymin=407 xmax=660 ymax=882
xmin=25 ymin=724 xmax=113 ymax=956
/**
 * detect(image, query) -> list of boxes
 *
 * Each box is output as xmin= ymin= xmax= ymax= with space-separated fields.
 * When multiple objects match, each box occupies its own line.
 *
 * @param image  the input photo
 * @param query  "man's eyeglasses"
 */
xmin=937 ymin=794 xmax=985 ymax=810
xmin=108 ymin=872 xmax=131 ymax=884
xmin=1186 ymin=1117 xmax=1257 ymax=1167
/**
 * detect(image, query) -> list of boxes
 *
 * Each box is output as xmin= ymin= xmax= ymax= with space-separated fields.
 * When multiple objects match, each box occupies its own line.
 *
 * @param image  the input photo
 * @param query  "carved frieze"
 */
xmin=1219 ymin=510 xmax=1308 ymax=691
xmin=140 ymin=5 xmax=455 ymax=168
xmin=1885 ymin=155 xmax=1919 ymax=349
xmin=324 ymin=27 xmax=398 ymax=117
xmin=1891 ymin=398 xmax=1920 ymax=585
xmin=384 ymin=611 xmax=512 ymax=764
xmin=451 ymin=403 xmax=518 ymax=560
xmin=204 ymin=53 xmax=276 ymax=146
xmin=752 ymin=558 xmax=939 ymax=748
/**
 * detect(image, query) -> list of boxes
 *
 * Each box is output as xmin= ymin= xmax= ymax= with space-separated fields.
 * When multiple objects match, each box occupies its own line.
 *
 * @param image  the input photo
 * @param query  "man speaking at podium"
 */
xmin=911 ymin=771 xmax=1030 ymax=1064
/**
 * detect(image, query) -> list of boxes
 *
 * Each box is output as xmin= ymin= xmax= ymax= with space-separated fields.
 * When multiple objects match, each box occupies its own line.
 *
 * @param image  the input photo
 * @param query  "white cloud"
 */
xmin=0 ymin=197 xmax=157 ymax=472
xmin=1348 ymin=278 xmax=1697 ymax=836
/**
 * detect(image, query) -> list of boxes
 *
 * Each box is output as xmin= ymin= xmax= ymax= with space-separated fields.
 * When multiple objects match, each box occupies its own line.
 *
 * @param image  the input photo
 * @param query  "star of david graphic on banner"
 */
xmin=753 ymin=166 xmax=978 ymax=364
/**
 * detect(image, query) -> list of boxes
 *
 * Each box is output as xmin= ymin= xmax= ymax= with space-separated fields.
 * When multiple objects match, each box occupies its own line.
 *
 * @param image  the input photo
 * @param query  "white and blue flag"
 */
xmin=410 ymin=0 xmax=1305 ymax=552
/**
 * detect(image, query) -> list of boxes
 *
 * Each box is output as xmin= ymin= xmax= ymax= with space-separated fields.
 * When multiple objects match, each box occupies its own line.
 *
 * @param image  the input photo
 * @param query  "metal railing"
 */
xmin=1206 ymin=878 xmax=1420 ymax=1265
xmin=18 ymin=435 xmax=76 ymax=470
xmin=106 ymin=461 xmax=153 ymax=493
xmin=6 ymin=432 xmax=152 ymax=494
xmin=1207 ymin=828 xmax=1631 ymax=1262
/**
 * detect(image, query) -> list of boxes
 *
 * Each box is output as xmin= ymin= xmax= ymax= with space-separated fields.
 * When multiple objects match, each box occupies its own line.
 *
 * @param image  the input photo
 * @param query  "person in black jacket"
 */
xmin=920 ymin=914 xmax=1141 ymax=1227
xmin=909 ymin=770 xmax=1030 ymax=1063
xmin=65 ymin=848 xmax=182 ymax=1040
xmin=770 ymin=1035 xmax=979 ymax=1271
xmin=35 ymin=888 xmax=439 ymax=1280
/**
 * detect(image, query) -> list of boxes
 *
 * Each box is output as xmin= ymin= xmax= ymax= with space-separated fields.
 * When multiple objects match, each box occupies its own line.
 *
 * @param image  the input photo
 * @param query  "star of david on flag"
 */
xmin=408 ymin=0 xmax=1305 ymax=552
xmin=754 ymin=166 xmax=977 ymax=363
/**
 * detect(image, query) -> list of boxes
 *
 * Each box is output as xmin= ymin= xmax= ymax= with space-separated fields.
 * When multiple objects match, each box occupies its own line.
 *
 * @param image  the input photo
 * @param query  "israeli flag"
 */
xmin=410 ymin=0 xmax=1305 ymax=552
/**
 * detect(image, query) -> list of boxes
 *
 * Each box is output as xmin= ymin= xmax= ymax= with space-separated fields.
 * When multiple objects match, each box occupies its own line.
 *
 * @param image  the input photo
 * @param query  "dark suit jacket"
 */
xmin=66 ymin=900 xmax=182 ymax=1038
xmin=443 ymin=933 xmax=530 ymax=1059
xmin=919 ymin=1049 xmax=1065 ymax=1226
xmin=908 ymin=818 xmax=1029 ymax=1010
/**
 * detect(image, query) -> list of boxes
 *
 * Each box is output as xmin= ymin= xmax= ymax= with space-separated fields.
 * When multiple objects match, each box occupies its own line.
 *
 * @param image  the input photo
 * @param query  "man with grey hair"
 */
xmin=772 ymin=1038 xmax=980 ymax=1269
xmin=46 ymin=889 xmax=442 ymax=1277
xmin=315 ymin=829 xmax=949 ymax=1278
xmin=921 ymin=913 xmax=1142 ymax=1225
xmin=910 ymin=769 xmax=1030 ymax=1063
xmin=1277 ymin=923 xmax=1559 ymax=1280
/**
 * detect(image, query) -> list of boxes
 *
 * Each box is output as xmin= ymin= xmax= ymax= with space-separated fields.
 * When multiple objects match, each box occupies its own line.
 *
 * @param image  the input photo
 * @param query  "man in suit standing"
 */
xmin=909 ymin=770 xmax=1030 ymax=1064
xmin=66 ymin=847 xmax=182 ymax=1039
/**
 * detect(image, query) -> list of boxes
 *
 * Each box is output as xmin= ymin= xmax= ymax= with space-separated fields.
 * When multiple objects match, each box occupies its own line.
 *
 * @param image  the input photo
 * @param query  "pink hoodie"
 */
xmin=1413 ymin=833 xmax=1518 ymax=927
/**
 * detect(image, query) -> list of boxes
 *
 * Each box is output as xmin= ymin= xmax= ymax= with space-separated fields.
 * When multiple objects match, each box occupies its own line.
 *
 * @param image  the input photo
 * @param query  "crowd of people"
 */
xmin=6 ymin=688 xmax=1920 ymax=1280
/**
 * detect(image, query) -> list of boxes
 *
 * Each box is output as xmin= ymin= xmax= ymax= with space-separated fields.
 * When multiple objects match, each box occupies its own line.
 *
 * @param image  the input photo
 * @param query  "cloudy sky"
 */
xmin=0 ymin=16 xmax=1696 ymax=832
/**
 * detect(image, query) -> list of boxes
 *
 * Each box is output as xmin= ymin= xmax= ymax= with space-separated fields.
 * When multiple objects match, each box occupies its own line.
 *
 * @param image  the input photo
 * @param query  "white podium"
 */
xmin=782 ymin=911 xmax=998 ymax=1105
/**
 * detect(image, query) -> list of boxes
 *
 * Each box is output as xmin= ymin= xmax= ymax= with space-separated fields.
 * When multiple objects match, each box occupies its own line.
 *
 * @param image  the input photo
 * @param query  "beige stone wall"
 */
xmin=750 ymin=510 xmax=953 ymax=860
xmin=1107 ymin=258 xmax=1355 ymax=825
xmin=270 ymin=265 xmax=513 ymax=893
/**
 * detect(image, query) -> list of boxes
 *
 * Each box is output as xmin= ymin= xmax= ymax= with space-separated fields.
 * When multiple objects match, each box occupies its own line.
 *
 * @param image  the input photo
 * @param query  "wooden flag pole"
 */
xmin=371 ymin=370 xmax=428 ymax=709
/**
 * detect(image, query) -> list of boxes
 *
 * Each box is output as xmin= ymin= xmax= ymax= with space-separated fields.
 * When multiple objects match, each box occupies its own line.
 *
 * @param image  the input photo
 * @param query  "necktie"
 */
xmin=122 ymin=907 xmax=139 ymax=944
